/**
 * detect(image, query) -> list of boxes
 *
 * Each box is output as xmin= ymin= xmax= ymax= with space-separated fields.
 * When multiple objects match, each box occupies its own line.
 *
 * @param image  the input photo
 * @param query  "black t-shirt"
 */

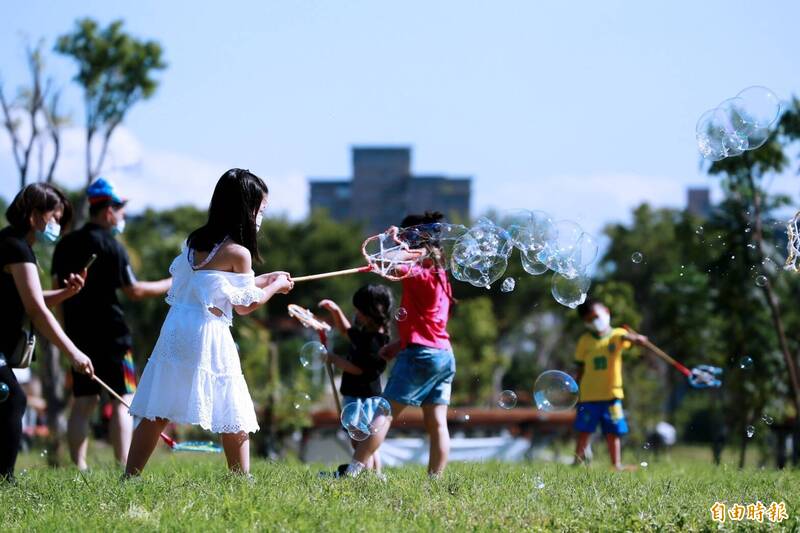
xmin=339 ymin=326 xmax=390 ymax=398
xmin=0 ymin=226 xmax=37 ymax=357
xmin=52 ymin=223 xmax=136 ymax=353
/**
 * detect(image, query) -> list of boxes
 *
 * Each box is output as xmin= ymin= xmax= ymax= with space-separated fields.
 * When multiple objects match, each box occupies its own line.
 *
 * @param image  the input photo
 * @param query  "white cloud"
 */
xmin=0 ymin=125 xmax=309 ymax=219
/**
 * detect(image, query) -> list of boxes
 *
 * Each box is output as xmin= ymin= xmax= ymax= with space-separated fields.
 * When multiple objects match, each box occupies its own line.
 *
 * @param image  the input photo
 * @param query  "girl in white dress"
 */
xmin=125 ymin=169 xmax=293 ymax=476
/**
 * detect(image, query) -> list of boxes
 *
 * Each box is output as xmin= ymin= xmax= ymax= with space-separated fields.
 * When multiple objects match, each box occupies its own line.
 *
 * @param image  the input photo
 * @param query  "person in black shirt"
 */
xmin=0 ymin=184 xmax=94 ymax=482
xmin=319 ymin=284 xmax=393 ymax=474
xmin=52 ymin=178 xmax=172 ymax=470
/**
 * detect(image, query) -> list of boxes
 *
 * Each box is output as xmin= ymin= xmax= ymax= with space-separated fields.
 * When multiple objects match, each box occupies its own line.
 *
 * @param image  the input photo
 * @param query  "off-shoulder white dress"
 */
xmin=129 ymin=240 xmax=262 ymax=434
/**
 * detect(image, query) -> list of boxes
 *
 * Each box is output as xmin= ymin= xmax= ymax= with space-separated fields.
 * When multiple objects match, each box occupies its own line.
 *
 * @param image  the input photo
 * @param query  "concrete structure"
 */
xmin=309 ymin=147 xmax=471 ymax=234
xmin=687 ymin=187 xmax=712 ymax=218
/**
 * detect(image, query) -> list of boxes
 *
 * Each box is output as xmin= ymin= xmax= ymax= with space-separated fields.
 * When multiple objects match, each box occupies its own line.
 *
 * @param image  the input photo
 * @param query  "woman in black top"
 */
xmin=0 ymin=183 xmax=94 ymax=482
xmin=319 ymin=284 xmax=393 ymax=474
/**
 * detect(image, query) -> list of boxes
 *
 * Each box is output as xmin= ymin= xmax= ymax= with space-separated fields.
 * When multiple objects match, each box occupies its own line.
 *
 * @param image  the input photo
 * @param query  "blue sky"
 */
xmin=2 ymin=0 xmax=799 ymax=236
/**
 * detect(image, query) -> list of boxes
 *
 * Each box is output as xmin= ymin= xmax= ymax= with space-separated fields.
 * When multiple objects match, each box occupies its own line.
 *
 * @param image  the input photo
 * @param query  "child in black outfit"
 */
xmin=319 ymin=284 xmax=393 ymax=474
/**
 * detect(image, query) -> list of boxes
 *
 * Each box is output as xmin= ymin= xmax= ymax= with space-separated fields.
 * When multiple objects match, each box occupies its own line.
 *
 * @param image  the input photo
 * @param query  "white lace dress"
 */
xmin=129 ymin=241 xmax=263 ymax=434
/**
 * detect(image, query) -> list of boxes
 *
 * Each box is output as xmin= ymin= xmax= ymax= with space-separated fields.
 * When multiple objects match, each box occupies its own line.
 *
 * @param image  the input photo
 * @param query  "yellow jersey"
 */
xmin=574 ymin=327 xmax=632 ymax=402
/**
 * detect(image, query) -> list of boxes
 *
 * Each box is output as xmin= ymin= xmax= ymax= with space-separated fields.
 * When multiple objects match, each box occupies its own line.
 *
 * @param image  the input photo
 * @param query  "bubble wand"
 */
xmin=292 ymin=227 xmax=426 ymax=283
xmin=287 ymin=304 xmax=341 ymax=413
xmin=624 ymin=327 xmax=722 ymax=389
xmin=785 ymin=210 xmax=800 ymax=272
xmin=91 ymin=374 xmax=221 ymax=453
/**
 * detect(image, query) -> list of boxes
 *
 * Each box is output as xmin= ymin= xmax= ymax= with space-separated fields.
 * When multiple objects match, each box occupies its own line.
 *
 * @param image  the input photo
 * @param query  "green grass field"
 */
xmin=2 ymin=448 xmax=798 ymax=531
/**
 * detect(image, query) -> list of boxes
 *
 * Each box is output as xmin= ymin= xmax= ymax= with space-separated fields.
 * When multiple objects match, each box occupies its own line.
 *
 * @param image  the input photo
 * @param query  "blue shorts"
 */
xmin=573 ymin=399 xmax=629 ymax=436
xmin=341 ymin=395 xmax=380 ymax=420
xmin=342 ymin=394 xmax=378 ymax=424
xmin=383 ymin=345 xmax=456 ymax=406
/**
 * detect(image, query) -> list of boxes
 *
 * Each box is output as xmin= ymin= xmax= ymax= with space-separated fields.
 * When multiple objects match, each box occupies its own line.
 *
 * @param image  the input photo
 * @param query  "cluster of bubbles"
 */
xmin=402 ymin=211 xmax=599 ymax=309
xmin=696 ymin=86 xmax=781 ymax=161
xmin=494 ymin=372 xmax=578 ymax=412
xmin=340 ymin=397 xmax=392 ymax=441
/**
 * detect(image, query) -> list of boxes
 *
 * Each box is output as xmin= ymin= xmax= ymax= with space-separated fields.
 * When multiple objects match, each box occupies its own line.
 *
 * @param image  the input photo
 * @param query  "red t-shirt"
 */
xmin=397 ymin=265 xmax=452 ymax=351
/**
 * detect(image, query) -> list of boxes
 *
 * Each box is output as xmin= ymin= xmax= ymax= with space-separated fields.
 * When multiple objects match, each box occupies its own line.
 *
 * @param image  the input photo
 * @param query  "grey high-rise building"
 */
xmin=687 ymin=187 xmax=712 ymax=218
xmin=309 ymin=146 xmax=471 ymax=234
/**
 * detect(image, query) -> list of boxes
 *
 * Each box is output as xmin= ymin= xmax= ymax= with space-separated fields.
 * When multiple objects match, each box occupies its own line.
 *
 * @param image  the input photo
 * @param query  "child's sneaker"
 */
xmin=318 ymin=464 xmax=349 ymax=479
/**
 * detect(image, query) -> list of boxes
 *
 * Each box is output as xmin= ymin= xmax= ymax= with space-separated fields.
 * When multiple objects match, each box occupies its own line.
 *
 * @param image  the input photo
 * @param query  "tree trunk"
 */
xmin=748 ymin=175 xmax=800 ymax=466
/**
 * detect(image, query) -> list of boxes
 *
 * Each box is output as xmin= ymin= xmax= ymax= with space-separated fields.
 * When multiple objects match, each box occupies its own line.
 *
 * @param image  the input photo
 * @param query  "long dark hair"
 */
xmin=400 ymin=210 xmax=446 ymax=270
xmin=6 ymin=183 xmax=73 ymax=232
xmin=353 ymin=284 xmax=394 ymax=331
xmin=400 ymin=210 xmax=456 ymax=303
xmin=187 ymin=168 xmax=268 ymax=262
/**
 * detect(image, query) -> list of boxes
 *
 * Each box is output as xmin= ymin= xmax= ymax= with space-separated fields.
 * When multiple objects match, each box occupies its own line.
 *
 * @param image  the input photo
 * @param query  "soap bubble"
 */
xmin=340 ymin=401 xmax=371 ymax=441
xmin=745 ymin=425 xmax=755 ymax=438
xmin=533 ymin=370 xmax=579 ymax=411
xmin=533 ymin=475 xmax=545 ymax=490
xmin=643 ymin=442 xmax=651 ymax=450
xmin=394 ymin=307 xmax=408 ymax=322
xmin=538 ymin=220 xmax=597 ymax=279
xmin=520 ymin=250 xmax=549 ymax=275
xmin=755 ymin=275 xmax=767 ymax=287
xmin=640 ymin=461 xmax=649 ymax=468
xmin=696 ymin=107 xmax=731 ymax=161
xmin=501 ymin=277 xmax=516 ymax=293
xmin=0 ymin=382 xmax=9 ymax=403
xmin=450 ymin=219 xmax=513 ymax=288
xmin=551 ymin=273 xmax=590 ymax=309
xmin=340 ymin=397 xmax=392 ymax=441
xmin=292 ymin=392 xmax=311 ymax=410
xmin=497 ymin=390 xmax=517 ymax=409
xmin=739 ymin=356 xmax=754 ymax=370
xmin=761 ymin=414 xmax=773 ymax=425
xmin=736 ymin=86 xmax=781 ymax=129
xmin=366 ymin=396 xmax=392 ymax=434
xmin=631 ymin=252 xmax=644 ymax=264
xmin=299 ymin=341 xmax=327 ymax=370
xmin=697 ymin=87 xmax=781 ymax=161
xmin=506 ymin=210 xmax=556 ymax=255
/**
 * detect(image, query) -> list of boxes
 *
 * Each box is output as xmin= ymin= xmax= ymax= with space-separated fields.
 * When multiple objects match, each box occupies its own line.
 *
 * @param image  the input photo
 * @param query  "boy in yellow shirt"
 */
xmin=573 ymin=299 xmax=647 ymax=470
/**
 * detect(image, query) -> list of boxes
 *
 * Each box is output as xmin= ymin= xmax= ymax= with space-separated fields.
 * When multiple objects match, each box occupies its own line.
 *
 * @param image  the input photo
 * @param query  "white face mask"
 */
xmin=112 ymin=217 xmax=126 ymax=236
xmin=589 ymin=310 xmax=611 ymax=334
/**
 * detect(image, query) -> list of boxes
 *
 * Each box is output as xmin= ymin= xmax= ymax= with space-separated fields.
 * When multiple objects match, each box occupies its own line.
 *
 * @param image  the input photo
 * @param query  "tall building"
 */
xmin=309 ymin=146 xmax=471 ymax=234
xmin=687 ymin=187 xmax=712 ymax=218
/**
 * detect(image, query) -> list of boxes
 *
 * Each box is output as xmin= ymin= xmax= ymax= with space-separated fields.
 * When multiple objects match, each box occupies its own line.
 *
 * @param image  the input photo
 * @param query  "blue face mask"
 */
xmin=36 ymin=219 xmax=61 ymax=244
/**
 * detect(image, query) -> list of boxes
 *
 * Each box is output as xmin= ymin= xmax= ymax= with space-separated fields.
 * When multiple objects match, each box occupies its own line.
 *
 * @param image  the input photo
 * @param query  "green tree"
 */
xmin=448 ymin=296 xmax=502 ymax=405
xmin=706 ymin=102 xmax=800 ymax=466
xmin=55 ymin=18 xmax=166 ymax=220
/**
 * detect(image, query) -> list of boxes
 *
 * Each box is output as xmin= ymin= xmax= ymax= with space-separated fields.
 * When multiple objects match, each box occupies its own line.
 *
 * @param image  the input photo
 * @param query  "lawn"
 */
xmin=1 ymin=448 xmax=798 ymax=531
